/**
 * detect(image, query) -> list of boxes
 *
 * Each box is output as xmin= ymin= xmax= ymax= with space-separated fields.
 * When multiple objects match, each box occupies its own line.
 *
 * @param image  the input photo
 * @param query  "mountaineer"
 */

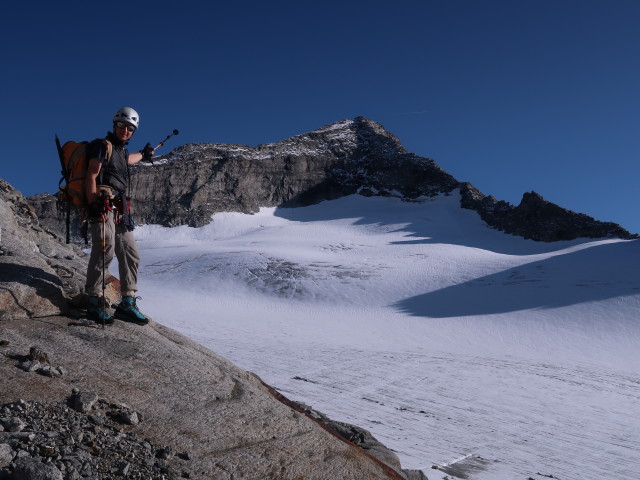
xmin=84 ymin=107 xmax=154 ymax=325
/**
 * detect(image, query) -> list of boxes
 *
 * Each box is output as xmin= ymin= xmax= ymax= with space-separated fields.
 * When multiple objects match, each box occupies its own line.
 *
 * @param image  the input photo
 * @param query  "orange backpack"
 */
xmin=55 ymin=136 xmax=112 ymax=242
xmin=56 ymin=137 xmax=113 ymax=207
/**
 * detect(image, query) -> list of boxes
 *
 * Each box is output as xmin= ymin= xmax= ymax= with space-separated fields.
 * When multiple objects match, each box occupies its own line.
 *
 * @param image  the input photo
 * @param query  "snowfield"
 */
xmin=130 ymin=192 xmax=640 ymax=480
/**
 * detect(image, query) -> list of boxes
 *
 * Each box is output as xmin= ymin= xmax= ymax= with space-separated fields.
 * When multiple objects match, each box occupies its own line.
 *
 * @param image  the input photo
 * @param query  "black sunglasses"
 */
xmin=115 ymin=121 xmax=136 ymax=132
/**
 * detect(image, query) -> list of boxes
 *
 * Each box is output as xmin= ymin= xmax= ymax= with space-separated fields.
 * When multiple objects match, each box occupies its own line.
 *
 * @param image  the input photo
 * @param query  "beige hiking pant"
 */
xmin=85 ymin=211 xmax=140 ymax=297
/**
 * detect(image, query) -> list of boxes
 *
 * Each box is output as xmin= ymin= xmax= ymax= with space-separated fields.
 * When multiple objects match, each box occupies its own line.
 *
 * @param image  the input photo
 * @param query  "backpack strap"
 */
xmin=96 ymin=139 xmax=113 ymax=185
xmin=103 ymin=139 xmax=113 ymax=162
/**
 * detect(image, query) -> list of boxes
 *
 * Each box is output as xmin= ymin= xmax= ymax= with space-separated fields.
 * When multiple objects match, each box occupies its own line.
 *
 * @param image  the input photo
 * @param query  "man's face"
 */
xmin=114 ymin=121 xmax=136 ymax=142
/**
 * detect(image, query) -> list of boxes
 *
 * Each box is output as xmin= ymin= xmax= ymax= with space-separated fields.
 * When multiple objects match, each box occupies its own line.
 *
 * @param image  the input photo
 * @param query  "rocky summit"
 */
xmin=126 ymin=117 xmax=458 ymax=228
xmin=30 ymin=117 xmax=635 ymax=242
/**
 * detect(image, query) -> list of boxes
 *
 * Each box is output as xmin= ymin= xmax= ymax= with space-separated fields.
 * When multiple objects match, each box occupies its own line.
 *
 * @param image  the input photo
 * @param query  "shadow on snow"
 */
xmin=275 ymin=195 xmax=639 ymax=317
xmin=393 ymin=239 xmax=640 ymax=318
xmin=274 ymin=193 xmax=597 ymax=255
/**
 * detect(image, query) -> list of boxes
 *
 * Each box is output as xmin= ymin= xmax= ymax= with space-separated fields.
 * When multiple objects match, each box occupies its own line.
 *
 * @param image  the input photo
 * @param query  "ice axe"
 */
xmin=142 ymin=129 xmax=179 ymax=163
xmin=154 ymin=129 xmax=180 ymax=151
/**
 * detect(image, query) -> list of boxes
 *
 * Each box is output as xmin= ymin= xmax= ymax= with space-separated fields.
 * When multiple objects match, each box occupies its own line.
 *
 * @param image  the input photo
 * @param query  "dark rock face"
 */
xmin=459 ymin=183 xmax=636 ymax=241
xmin=28 ymin=116 xmax=636 ymax=242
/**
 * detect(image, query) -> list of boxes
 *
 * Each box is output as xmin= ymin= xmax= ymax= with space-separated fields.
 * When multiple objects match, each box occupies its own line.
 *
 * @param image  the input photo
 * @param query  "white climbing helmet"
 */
xmin=112 ymin=107 xmax=140 ymax=129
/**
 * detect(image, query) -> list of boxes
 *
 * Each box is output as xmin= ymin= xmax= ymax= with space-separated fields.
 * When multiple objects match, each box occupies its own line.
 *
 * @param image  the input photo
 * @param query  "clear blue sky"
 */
xmin=1 ymin=0 xmax=638 ymax=233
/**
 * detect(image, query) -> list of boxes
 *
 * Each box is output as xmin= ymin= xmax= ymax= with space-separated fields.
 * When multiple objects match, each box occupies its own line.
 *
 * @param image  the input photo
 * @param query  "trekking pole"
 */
xmin=153 ymin=129 xmax=179 ymax=151
xmin=100 ymin=206 xmax=107 ymax=329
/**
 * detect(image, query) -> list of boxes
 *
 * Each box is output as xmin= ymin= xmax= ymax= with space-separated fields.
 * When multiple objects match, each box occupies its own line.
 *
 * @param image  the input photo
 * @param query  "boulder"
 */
xmin=0 ymin=180 xmax=93 ymax=319
xmin=0 ymin=444 xmax=13 ymax=468
xmin=12 ymin=458 xmax=63 ymax=480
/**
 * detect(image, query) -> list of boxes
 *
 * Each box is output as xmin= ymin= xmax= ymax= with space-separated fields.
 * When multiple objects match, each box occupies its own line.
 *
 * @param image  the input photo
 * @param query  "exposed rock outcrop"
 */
xmin=0 ymin=180 xmax=87 ymax=320
xmin=459 ymin=183 xmax=635 ymax=241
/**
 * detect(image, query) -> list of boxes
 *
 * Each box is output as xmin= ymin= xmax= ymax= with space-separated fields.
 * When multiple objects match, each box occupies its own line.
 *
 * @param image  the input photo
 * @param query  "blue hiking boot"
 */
xmin=87 ymin=296 xmax=114 ymax=325
xmin=114 ymin=296 xmax=149 ymax=325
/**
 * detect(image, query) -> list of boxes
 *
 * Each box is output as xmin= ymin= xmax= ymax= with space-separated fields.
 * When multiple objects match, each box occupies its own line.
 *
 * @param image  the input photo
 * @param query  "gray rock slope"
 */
xmin=2 ymin=179 xmax=426 ymax=479
xmin=0 ymin=316 xmax=417 ymax=480
xmin=31 ymin=116 xmax=635 ymax=242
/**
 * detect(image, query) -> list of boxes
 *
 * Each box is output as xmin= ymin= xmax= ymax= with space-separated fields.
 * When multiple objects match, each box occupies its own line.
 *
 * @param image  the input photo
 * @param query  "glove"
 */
xmin=140 ymin=143 xmax=154 ymax=161
xmin=87 ymin=201 xmax=104 ymax=218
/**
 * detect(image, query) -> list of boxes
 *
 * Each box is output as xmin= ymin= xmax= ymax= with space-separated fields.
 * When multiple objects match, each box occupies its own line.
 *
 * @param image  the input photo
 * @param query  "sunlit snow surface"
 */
xmin=131 ymin=192 xmax=640 ymax=480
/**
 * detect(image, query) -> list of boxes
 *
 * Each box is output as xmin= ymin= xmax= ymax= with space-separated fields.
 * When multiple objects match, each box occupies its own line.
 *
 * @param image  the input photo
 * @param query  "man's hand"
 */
xmin=141 ymin=143 xmax=155 ymax=161
xmin=87 ymin=201 xmax=107 ymax=222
